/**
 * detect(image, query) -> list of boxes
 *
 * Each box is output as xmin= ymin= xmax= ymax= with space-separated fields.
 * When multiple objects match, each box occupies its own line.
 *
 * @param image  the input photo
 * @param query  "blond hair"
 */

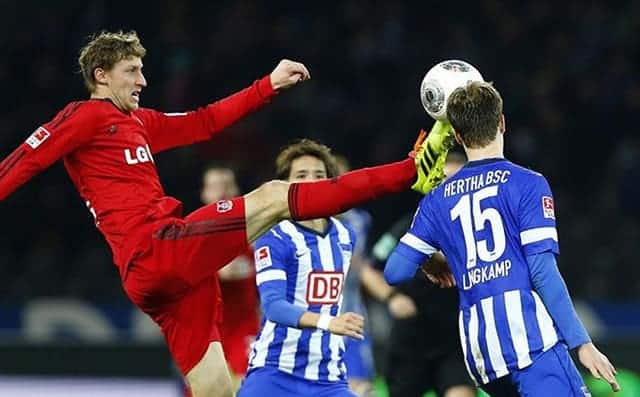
xmin=78 ymin=30 xmax=146 ymax=92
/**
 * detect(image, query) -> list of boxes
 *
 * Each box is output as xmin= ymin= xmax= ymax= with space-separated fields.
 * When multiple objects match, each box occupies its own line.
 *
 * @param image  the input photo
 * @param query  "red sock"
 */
xmin=288 ymin=157 xmax=415 ymax=220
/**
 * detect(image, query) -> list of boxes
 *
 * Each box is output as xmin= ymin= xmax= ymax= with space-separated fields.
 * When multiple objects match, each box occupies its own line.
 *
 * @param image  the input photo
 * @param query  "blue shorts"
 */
xmin=238 ymin=367 xmax=357 ymax=397
xmin=343 ymin=332 xmax=375 ymax=380
xmin=481 ymin=343 xmax=590 ymax=397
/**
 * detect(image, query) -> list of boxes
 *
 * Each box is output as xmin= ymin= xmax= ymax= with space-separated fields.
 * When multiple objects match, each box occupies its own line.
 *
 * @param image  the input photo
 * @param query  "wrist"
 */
xmin=258 ymin=75 xmax=277 ymax=98
xmin=384 ymin=289 xmax=400 ymax=303
xmin=316 ymin=314 xmax=333 ymax=331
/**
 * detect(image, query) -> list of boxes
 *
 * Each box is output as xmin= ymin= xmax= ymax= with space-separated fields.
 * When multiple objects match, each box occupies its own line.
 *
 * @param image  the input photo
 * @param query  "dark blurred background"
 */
xmin=1 ymin=0 xmax=639 ymax=301
xmin=0 ymin=0 xmax=639 ymax=391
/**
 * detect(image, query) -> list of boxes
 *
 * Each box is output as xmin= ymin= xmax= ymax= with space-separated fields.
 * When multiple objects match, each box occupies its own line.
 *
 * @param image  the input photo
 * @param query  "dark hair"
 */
xmin=275 ymin=139 xmax=338 ymax=180
xmin=446 ymin=81 xmax=503 ymax=148
xmin=78 ymin=30 xmax=146 ymax=93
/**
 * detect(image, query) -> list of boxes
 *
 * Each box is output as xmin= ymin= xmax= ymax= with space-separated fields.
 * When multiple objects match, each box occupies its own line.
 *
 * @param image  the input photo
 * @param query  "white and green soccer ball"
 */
xmin=420 ymin=60 xmax=484 ymax=121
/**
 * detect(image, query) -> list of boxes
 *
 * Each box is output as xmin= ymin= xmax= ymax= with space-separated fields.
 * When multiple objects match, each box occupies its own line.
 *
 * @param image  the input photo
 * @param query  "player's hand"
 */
xmin=578 ymin=343 xmax=620 ymax=392
xmin=421 ymin=252 xmax=456 ymax=288
xmin=270 ymin=59 xmax=311 ymax=90
xmin=328 ymin=312 xmax=364 ymax=339
xmin=388 ymin=293 xmax=417 ymax=319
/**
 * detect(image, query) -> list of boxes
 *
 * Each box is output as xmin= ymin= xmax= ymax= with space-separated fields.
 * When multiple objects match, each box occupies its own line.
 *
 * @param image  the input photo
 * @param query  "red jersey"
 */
xmin=0 ymin=76 xmax=275 ymax=273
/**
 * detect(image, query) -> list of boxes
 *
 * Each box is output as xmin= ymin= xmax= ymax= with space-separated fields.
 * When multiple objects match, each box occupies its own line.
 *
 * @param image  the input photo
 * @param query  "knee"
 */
xmin=255 ymin=180 xmax=290 ymax=219
xmin=189 ymin=373 xmax=233 ymax=397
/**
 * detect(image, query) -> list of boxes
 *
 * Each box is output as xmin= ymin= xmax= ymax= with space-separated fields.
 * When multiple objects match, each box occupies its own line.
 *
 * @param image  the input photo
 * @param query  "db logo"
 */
xmin=306 ymin=272 xmax=344 ymax=305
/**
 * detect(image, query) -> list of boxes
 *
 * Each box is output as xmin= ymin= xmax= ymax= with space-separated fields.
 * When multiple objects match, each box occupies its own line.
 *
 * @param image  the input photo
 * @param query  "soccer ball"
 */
xmin=420 ymin=60 xmax=484 ymax=121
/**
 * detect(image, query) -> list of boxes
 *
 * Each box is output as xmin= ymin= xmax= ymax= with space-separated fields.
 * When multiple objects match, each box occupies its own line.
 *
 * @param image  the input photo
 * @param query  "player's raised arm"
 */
xmin=138 ymin=59 xmax=311 ymax=154
xmin=0 ymin=102 xmax=94 ymax=201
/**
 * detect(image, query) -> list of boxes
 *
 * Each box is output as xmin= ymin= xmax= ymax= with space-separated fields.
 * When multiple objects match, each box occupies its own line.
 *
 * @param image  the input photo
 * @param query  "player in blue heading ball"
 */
xmin=385 ymin=81 xmax=620 ymax=396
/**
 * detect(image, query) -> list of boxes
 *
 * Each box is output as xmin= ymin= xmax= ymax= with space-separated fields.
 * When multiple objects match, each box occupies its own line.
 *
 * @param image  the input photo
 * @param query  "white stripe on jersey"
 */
xmin=520 ymin=227 xmax=558 ymax=245
xmin=468 ymin=305 xmax=489 ymax=384
xmin=400 ymin=233 xmax=438 ymax=255
xmin=256 ymin=269 xmax=286 ymax=285
xmin=532 ymin=291 xmax=559 ymax=351
xmin=318 ymin=233 xmax=341 ymax=381
xmin=504 ymin=290 xmax=533 ymax=369
xmin=458 ymin=311 xmax=475 ymax=385
xmin=480 ymin=297 xmax=509 ymax=378
xmin=278 ymin=222 xmax=313 ymax=375
xmin=249 ymin=320 xmax=276 ymax=367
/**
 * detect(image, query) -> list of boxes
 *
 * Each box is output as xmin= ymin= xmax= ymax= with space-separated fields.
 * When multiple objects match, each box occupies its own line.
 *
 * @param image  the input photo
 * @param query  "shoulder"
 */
xmin=504 ymin=160 xmax=546 ymax=179
xmin=47 ymin=100 xmax=112 ymax=127
xmin=255 ymin=222 xmax=292 ymax=249
xmin=331 ymin=216 xmax=356 ymax=237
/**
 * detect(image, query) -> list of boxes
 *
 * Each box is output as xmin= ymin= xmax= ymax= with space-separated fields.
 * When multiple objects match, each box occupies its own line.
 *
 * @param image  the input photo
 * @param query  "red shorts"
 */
xmin=220 ymin=317 xmax=258 ymax=375
xmin=122 ymin=197 xmax=248 ymax=375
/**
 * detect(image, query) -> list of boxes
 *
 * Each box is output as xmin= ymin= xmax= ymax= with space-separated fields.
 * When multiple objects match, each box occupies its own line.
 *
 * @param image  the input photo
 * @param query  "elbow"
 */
xmin=384 ymin=265 xmax=405 ymax=285
xmin=384 ymin=251 xmax=418 ymax=285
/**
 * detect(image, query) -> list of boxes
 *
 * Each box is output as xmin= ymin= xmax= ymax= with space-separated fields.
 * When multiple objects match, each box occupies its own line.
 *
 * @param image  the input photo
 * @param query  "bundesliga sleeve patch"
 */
xmin=254 ymin=246 xmax=272 ymax=271
xmin=542 ymin=196 xmax=555 ymax=219
xmin=25 ymin=127 xmax=51 ymax=149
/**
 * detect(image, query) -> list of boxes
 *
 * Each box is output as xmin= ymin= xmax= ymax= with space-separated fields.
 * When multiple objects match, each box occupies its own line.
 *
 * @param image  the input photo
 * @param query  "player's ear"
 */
xmin=93 ymin=67 xmax=108 ymax=86
xmin=453 ymin=129 xmax=464 ymax=146
xmin=499 ymin=114 xmax=506 ymax=134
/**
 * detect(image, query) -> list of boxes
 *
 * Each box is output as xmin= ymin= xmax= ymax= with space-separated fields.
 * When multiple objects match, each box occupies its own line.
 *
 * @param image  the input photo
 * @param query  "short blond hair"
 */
xmin=78 ymin=30 xmax=146 ymax=93
xmin=447 ymin=81 xmax=503 ymax=148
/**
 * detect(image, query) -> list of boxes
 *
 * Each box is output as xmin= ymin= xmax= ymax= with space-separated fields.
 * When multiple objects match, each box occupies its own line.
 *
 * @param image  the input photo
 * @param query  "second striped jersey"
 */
xmin=247 ymin=218 xmax=356 ymax=382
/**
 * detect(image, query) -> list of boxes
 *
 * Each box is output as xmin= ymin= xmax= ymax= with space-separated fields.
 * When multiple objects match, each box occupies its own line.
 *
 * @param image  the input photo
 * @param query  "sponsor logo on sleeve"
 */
xmin=25 ymin=127 xmax=51 ymax=149
xmin=542 ymin=196 xmax=555 ymax=219
xmin=216 ymin=199 xmax=233 ymax=213
xmin=254 ymin=246 xmax=272 ymax=271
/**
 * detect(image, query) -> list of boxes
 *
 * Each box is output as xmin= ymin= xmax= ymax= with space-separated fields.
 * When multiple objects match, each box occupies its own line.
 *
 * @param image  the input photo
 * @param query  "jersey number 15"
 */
xmin=450 ymin=185 xmax=506 ymax=269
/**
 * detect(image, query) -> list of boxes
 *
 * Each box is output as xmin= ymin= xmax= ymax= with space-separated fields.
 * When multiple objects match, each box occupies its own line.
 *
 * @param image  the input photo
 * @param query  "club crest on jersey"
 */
xmin=542 ymin=196 xmax=555 ymax=219
xmin=124 ymin=144 xmax=154 ymax=165
xmin=306 ymin=272 xmax=344 ymax=305
xmin=254 ymin=246 xmax=272 ymax=271
xmin=216 ymin=199 xmax=233 ymax=213
xmin=25 ymin=127 xmax=51 ymax=149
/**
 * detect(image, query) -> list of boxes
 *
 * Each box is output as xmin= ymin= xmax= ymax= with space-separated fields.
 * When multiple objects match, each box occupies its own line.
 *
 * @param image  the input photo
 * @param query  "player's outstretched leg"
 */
xmin=243 ymin=131 xmax=448 ymax=243
xmin=186 ymin=342 xmax=234 ymax=397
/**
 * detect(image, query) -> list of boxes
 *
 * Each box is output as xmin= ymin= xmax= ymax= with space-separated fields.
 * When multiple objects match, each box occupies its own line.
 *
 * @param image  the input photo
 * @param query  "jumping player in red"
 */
xmin=0 ymin=31 xmax=449 ymax=397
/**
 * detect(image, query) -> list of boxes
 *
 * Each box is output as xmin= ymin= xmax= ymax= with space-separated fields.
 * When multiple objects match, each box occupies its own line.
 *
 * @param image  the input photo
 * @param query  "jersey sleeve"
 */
xmin=518 ymin=173 xmax=559 ymax=256
xmin=393 ymin=196 xmax=440 ymax=267
xmin=136 ymin=76 xmax=275 ymax=154
xmin=253 ymin=229 xmax=292 ymax=289
xmin=0 ymin=102 xmax=95 ymax=201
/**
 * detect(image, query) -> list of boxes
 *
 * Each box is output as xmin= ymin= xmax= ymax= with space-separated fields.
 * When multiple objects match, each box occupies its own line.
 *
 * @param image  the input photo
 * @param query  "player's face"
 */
xmin=288 ymin=155 xmax=328 ymax=182
xmin=201 ymin=169 xmax=239 ymax=204
xmin=104 ymin=56 xmax=147 ymax=112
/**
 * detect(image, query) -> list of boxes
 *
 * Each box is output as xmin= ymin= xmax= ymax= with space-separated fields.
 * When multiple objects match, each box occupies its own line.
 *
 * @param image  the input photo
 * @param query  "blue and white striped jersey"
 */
xmin=398 ymin=158 xmax=561 ymax=385
xmin=339 ymin=208 xmax=372 ymax=316
xmin=247 ymin=218 xmax=356 ymax=382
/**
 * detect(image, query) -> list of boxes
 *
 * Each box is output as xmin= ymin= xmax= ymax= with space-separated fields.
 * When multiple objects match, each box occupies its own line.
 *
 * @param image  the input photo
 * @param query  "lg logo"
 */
xmin=124 ymin=144 xmax=154 ymax=165
xmin=306 ymin=272 xmax=344 ymax=305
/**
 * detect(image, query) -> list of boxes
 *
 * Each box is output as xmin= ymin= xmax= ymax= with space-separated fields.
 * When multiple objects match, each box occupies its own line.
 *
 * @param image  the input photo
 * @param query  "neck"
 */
xmin=298 ymin=218 xmax=328 ymax=234
xmin=91 ymin=88 xmax=126 ymax=112
xmin=464 ymin=139 xmax=504 ymax=162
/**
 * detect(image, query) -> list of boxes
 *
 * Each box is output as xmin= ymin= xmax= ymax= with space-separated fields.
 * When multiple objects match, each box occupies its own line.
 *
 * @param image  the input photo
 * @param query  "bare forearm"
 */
xmin=360 ymin=266 xmax=394 ymax=301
